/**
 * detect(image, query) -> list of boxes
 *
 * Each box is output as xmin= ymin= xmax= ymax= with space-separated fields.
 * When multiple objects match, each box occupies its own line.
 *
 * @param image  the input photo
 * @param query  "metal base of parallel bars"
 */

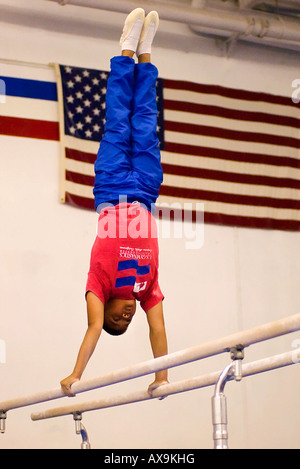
xmin=73 ymin=412 xmax=91 ymax=449
xmin=212 ymin=345 xmax=244 ymax=449
xmin=0 ymin=412 xmax=6 ymax=434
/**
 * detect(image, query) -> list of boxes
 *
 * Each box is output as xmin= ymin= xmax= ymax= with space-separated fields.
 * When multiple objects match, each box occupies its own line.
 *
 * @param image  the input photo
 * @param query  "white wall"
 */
xmin=0 ymin=0 xmax=300 ymax=450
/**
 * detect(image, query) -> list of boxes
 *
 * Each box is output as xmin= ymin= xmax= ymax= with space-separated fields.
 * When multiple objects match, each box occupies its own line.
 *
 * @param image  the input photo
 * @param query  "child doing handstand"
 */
xmin=60 ymin=9 xmax=168 ymax=398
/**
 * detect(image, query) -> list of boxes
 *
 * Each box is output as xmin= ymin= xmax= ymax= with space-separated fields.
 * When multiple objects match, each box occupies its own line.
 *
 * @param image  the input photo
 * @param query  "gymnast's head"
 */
xmin=103 ymin=298 xmax=137 ymax=336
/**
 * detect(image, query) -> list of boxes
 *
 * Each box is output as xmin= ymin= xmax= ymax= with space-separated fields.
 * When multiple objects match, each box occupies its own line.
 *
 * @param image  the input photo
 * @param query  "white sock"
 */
xmin=121 ymin=18 xmax=144 ymax=53
xmin=137 ymin=22 xmax=157 ymax=56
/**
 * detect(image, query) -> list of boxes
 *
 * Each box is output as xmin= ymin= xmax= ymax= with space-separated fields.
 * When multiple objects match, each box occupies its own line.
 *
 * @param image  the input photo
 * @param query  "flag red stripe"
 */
xmin=203 ymin=211 xmax=300 ymax=231
xmin=65 ymin=169 xmax=300 ymax=210
xmin=2 ymin=117 xmax=298 ymax=177
xmin=66 ymin=169 xmax=94 ymax=186
xmin=159 ymin=206 xmax=300 ymax=231
xmin=161 ymin=162 xmax=300 ymax=190
xmin=65 ymin=152 xmax=300 ymax=198
xmin=164 ymin=141 xmax=300 ymax=169
xmin=65 ymin=147 xmax=96 ymax=164
xmin=64 ymin=191 xmax=300 ymax=231
xmin=164 ymin=120 xmax=300 ymax=149
xmin=65 ymin=143 xmax=300 ymax=174
xmin=159 ymin=184 xmax=300 ymax=209
xmin=65 ymin=192 xmax=94 ymax=210
xmin=164 ymin=99 xmax=300 ymax=129
xmin=65 ymin=145 xmax=300 ymax=175
xmin=2 ymin=116 xmax=298 ymax=172
xmin=0 ymin=116 xmax=59 ymax=141
xmin=163 ymin=79 xmax=296 ymax=107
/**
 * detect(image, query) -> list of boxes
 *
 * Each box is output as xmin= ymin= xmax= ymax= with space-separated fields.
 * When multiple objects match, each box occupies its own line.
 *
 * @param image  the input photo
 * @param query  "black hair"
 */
xmin=102 ymin=321 xmax=128 ymax=336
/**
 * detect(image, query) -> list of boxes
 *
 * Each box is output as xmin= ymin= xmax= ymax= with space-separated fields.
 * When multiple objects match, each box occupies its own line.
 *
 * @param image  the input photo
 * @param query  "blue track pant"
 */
xmin=93 ymin=56 xmax=163 ymax=212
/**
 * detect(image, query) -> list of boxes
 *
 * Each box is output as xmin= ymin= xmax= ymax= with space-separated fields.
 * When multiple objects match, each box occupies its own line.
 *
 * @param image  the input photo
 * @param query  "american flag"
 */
xmin=54 ymin=63 xmax=300 ymax=231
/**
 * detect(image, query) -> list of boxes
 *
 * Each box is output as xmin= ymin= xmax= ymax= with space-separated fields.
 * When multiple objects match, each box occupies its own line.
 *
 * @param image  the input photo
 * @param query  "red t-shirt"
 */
xmin=86 ymin=202 xmax=164 ymax=312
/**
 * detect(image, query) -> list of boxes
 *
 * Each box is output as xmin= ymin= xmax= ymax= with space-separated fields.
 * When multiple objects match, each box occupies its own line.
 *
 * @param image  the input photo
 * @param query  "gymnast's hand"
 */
xmin=148 ymin=379 xmax=169 ymax=400
xmin=60 ymin=374 xmax=80 ymax=397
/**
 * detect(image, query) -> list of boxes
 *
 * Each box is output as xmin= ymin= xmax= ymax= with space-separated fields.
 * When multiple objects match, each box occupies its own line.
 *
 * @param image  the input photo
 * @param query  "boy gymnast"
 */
xmin=60 ymin=9 xmax=169 ymax=398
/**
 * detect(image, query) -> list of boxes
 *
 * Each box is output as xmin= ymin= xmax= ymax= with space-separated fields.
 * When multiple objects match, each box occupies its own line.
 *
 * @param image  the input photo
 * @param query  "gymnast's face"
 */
xmin=104 ymin=299 xmax=136 ymax=335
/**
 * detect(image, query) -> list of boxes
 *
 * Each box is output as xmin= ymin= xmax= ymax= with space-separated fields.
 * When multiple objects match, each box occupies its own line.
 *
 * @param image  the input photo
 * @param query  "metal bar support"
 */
xmin=73 ymin=412 xmax=91 ymax=449
xmin=211 ymin=345 xmax=244 ymax=449
xmin=0 ymin=412 xmax=7 ymax=434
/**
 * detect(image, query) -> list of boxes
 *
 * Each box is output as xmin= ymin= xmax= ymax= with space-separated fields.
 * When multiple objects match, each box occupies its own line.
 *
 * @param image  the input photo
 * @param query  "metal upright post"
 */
xmin=0 ymin=412 xmax=7 ymax=434
xmin=73 ymin=412 xmax=91 ymax=449
xmin=211 ymin=345 xmax=244 ymax=449
xmin=211 ymin=362 xmax=232 ymax=449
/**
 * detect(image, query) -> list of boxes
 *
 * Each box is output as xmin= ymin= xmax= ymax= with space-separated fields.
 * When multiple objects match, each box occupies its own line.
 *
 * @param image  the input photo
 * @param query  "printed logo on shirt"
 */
xmin=133 ymin=281 xmax=147 ymax=293
xmin=120 ymin=247 xmax=152 ymax=260
xmin=117 ymin=259 xmax=150 ymax=275
xmin=115 ymin=260 xmax=150 ymax=289
xmin=115 ymin=276 xmax=136 ymax=288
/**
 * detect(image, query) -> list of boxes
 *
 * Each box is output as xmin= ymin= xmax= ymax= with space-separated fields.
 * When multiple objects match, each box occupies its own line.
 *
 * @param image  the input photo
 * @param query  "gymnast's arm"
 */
xmin=60 ymin=291 xmax=104 ymax=397
xmin=146 ymin=301 xmax=169 ymax=395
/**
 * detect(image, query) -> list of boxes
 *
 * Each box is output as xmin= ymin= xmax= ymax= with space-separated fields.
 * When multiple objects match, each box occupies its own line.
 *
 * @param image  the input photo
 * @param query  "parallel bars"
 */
xmin=1 ymin=313 xmax=300 ymax=414
xmin=30 ymin=348 xmax=300 ymax=421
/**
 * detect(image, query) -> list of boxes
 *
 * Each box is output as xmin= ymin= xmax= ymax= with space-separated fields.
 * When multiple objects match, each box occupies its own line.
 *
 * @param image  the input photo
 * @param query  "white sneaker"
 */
xmin=136 ymin=11 xmax=159 ymax=57
xmin=120 ymin=8 xmax=145 ymax=53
